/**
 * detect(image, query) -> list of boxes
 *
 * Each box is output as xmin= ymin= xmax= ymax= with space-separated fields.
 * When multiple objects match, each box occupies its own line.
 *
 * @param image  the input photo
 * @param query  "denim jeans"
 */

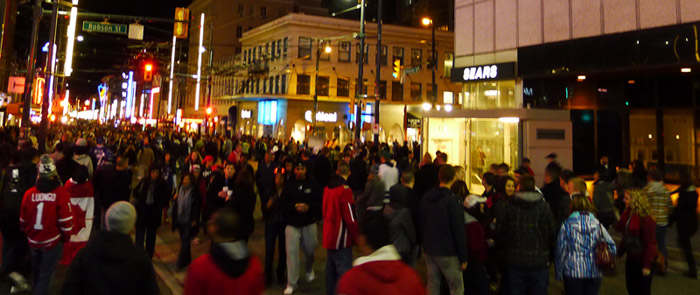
xmin=30 ymin=242 xmax=63 ymax=295
xmin=425 ymin=254 xmax=464 ymax=295
xmin=326 ymin=247 xmax=353 ymax=295
xmin=264 ymin=222 xmax=287 ymax=283
xmin=508 ymin=267 xmax=549 ymax=295
xmin=177 ymin=224 xmax=195 ymax=268
xmin=562 ymin=277 xmax=602 ymax=295
xmin=285 ymin=224 xmax=317 ymax=288
xmin=135 ymin=223 xmax=159 ymax=257
xmin=0 ymin=223 xmax=29 ymax=275
xmin=655 ymin=225 xmax=668 ymax=268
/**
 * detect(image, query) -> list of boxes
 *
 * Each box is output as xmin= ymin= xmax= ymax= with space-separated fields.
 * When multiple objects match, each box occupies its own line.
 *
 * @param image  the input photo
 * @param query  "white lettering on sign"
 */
xmin=304 ymin=110 xmax=337 ymax=123
xmin=463 ymin=65 xmax=498 ymax=81
xmin=241 ymin=110 xmax=252 ymax=119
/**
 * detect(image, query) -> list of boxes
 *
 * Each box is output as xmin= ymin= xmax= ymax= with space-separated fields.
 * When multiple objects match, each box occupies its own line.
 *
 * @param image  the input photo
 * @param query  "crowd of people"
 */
xmin=0 ymin=124 xmax=697 ymax=295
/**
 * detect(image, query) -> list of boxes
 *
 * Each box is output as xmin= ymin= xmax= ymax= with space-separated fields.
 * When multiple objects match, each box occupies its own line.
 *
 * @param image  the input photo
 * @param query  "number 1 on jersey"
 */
xmin=34 ymin=202 xmax=44 ymax=230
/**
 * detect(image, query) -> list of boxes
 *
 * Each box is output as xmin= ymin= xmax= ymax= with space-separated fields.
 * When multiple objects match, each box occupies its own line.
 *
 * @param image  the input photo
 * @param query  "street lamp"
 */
xmin=422 ymin=17 xmax=437 ymax=106
xmin=313 ymin=39 xmax=331 ymax=133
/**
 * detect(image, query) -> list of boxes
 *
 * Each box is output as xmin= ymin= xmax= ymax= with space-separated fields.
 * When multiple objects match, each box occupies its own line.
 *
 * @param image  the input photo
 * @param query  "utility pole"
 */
xmin=373 ymin=0 xmax=382 ymax=145
xmin=21 ymin=0 xmax=43 ymax=135
xmin=313 ymin=39 xmax=321 ymax=131
xmin=354 ymin=0 xmax=365 ymax=145
xmin=38 ymin=0 xmax=59 ymax=153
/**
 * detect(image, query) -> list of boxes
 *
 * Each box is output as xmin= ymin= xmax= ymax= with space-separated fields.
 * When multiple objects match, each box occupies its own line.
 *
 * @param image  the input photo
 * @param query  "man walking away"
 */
xmin=322 ymin=162 xmax=358 ymax=295
xmin=645 ymin=169 xmax=672 ymax=273
xmin=61 ymin=201 xmax=159 ymax=295
xmin=20 ymin=155 xmax=74 ymax=295
xmin=336 ymin=213 xmax=425 ymax=295
xmin=184 ymin=208 xmax=264 ymax=295
xmin=420 ymin=165 xmax=468 ymax=295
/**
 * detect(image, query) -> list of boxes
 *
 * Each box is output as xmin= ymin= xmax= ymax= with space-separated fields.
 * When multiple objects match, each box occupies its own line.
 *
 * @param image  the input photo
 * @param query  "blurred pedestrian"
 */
xmin=617 ymin=189 xmax=658 ymax=295
xmin=669 ymin=174 xmax=698 ymax=279
xmin=172 ymin=173 xmax=201 ymax=269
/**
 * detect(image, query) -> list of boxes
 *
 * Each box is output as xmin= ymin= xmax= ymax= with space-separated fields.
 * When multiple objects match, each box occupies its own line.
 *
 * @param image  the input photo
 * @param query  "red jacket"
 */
xmin=617 ymin=209 xmax=658 ymax=269
xmin=322 ymin=175 xmax=358 ymax=250
xmin=184 ymin=248 xmax=264 ymax=295
xmin=465 ymin=220 xmax=488 ymax=263
xmin=20 ymin=181 xmax=74 ymax=249
xmin=337 ymin=245 xmax=425 ymax=295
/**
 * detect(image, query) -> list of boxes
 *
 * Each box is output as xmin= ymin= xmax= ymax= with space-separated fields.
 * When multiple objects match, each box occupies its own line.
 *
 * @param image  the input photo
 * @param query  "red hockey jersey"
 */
xmin=20 ymin=186 xmax=74 ymax=249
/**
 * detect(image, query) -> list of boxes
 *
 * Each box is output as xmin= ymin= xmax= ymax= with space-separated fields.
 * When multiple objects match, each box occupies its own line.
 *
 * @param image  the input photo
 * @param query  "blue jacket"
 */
xmin=555 ymin=211 xmax=616 ymax=280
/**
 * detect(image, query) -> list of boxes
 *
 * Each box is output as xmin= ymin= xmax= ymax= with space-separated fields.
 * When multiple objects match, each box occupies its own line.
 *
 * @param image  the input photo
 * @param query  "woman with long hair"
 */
xmin=617 ymin=189 xmax=658 ymax=295
xmin=172 ymin=173 xmax=202 ymax=268
xmin=556 ymin=195 xmax=616 ymax=294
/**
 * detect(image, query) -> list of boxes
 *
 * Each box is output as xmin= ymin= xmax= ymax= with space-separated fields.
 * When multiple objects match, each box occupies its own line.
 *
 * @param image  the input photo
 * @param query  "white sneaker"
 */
xmin=283 ymin=285 xmax=294 ymax=295
xmin=306 ymin=271 xmax=316 ymax=282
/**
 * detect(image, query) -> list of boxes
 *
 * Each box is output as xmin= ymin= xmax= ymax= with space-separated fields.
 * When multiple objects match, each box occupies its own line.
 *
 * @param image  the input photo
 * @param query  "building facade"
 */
xmin=205 ymin=13 xmax=459 ymax=146
xmin=444 ymin=0 xmax=700 ymax=192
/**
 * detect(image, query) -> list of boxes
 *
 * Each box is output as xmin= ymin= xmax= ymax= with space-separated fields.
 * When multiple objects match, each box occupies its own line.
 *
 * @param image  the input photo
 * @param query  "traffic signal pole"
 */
xmin=38 ymin=0 xmax=59 ymax=153
xmin=21 ymin=0 xmax=43 ymax=135
xmin=354 ymin=0 xmax=365 ymax=146
xmin=373 ymin=0 xmax=382 ymax=145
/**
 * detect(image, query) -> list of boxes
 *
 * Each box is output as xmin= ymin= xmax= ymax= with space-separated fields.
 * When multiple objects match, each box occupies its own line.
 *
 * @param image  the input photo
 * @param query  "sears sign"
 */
xmin=451 ymin=62 xmax=516 ymax=83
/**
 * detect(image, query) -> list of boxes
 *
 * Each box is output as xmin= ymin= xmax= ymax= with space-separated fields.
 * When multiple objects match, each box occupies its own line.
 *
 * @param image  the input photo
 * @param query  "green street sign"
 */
xmin=82 ymin=21 xmax=128 ymax=35
xmin=405 ymin=66 xmax=421 ymax=74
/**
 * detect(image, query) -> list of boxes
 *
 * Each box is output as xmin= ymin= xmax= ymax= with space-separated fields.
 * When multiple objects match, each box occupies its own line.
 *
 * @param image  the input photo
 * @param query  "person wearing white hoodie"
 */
xmin=378 ymin=151 xmax=398 ymax=193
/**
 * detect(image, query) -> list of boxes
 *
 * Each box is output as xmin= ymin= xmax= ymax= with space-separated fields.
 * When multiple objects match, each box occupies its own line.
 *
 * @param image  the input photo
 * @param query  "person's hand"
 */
xmin=218 ymin=191 xmax=228 ymax=199
xmin=295 ymin=203 xmax=309 ymax=213
xmin=461 ymin=262 xmax=468 ymax=271
xmin=642 ymin=268 xmax=651 ymax=276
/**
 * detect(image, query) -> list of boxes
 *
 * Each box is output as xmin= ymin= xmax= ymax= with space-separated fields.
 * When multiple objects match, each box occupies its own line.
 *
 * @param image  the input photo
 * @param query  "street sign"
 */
xmin=128 ymin=23 xmax=144 ymax=40
xmin=82 ymin=21 xmax=127 ymax=35
xmin=8 ymin=77 xmax=25 ymax=94
xmin=405 ymin=66 xmax=420 ymax=74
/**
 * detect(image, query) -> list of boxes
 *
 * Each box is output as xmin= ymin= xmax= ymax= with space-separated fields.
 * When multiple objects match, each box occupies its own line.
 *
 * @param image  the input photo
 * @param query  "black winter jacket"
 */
xmin=61 ymin=231 xmax=159 ymax=295
xmin=280 ymin=177 xmax=322 ymax=227
xmin=419 ymin=186 xmax=468 ymax=263
xmin=496 ymin=191 xmax=557 ymax=269
xmin=132 ymin=178 xmax=169 ymax=227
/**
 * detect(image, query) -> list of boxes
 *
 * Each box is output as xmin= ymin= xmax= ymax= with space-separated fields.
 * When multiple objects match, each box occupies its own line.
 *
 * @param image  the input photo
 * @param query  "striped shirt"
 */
xmin=555 ymin=212 xmax=617 ymax=280
xmin=645 ymin=181 xmax=672 ymax=226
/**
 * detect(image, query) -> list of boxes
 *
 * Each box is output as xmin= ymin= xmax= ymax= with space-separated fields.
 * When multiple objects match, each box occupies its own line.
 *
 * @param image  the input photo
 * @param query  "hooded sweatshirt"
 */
xmin=336 ymin=245 xmax=425 ymax=295
xmin=419 ymin=186 xmax=468 ymax=263
xmin=496 ymin=191 xmax=557 ymax=269
xmin=184 ymin=241 xmax=264 ymax=295
xmin=322 ymin=175 xmax=358 ymax=250
xmin=61 ymin=230 xmax=159 ymax=295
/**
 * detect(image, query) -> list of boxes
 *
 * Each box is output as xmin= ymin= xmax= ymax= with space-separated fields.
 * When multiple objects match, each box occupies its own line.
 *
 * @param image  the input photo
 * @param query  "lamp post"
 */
xmin=313 ymin=39 xmax=331 ymax=135
xmin=422 ymin=17 xmax=436 ymax=106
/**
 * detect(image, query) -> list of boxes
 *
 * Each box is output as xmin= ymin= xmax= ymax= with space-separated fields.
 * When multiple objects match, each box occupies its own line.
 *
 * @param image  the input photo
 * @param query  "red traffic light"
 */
xmin=145 ymin=63 xmax=153 ymax=72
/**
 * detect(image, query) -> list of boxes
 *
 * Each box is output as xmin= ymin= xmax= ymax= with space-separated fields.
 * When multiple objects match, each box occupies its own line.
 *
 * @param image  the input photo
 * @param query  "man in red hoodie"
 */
xmin=184 ymin=207 xmax=264 ymax=295
xmin=322 ymin=162 xmax=358 ymax=295
xmin=336 ymin=213 xmax=425 ymax=295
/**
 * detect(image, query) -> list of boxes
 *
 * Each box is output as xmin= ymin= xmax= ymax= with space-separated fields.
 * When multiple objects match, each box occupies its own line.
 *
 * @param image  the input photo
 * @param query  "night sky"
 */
xmin=13 ymin=0 xmax=192 ymax=99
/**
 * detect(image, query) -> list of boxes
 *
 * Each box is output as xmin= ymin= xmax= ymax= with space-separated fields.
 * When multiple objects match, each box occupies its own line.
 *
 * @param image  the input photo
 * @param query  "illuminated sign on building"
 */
xmin=257 ymin=100 xmax=277 ymax=125
xmin=450 ymin=62 xmax=516 ymax=83
xmin=305 ymin=110 xmax=337 ymax=123
xmin=241 ymin=109 xmax=252 ymax=119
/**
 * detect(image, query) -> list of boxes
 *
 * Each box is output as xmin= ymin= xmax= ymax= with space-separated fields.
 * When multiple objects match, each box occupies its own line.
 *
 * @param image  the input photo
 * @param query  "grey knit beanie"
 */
xmin=105 ymin=201 xmax=137 ymax=234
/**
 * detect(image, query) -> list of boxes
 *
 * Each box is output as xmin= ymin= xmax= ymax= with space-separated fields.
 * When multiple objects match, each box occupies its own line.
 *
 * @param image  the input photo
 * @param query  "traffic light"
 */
xmin=144 ymin=63 xmax=153 ymax=82
xmin=392 ymin=59 xmax=401 ymax=79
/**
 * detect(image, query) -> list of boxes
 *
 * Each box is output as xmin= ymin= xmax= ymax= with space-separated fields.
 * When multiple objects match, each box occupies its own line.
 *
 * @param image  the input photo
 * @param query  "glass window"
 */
xmin=356 ymin=43 xmax=368 ymax=64
xmin=410 ymin=83 xmax=422 ymax=101
xmin=249 ymin=4 xmax=255 ymax=16
xmin=392 ymin=81 xmax=403 ymax=101
xmin=236 ymin=26 xmax=242 ymax=38
xmin=444 ymin=52 xmax=454 ymax=78
xmin=281 ymin=74 xmax=287 ymax=94
xmin=379 ymin=80 xmax=387 ymax=99
xmin=261 ymin=6 xmax=267 ymax=19
xmin=380 ymin=46 xmax=388 ymax=66
xmin=269 ymin=77 xmax=274 ymax=93
xmin=462 ymin=80 xmax=516 ymax=109
xmin=297 ymin=74 xmax=311 ymax=95
xmin=271 ymin=42 xmax=276 ymax=59
xmin=316 ymin=76 xmax=330 ymax=96
xmin=320 ymin=41 xmax=331 ymax=61
xmin=283 ymin=37 xmax=288 ymax=58
xmin=355 ymin=79 xmax=368 ymax=94
xmin=298 ymin=37 xmax=312 ymax=59
xmin=277 ymin=40 xmax=282 ymax=58
xmin=339 ymin=42 xmax=351 ymax=62
xmin=243 ymin=50 xmax=247 ymax=64
xmin=263 ymin=79 xmax=267 ymax=93
xmin=256 ymin=79 xmax=260 ymax=93
xmin=238 ymin=4 xmax=244 ymax=17
xmin=393 ymin=47 xmax=404 ymax=65
xmin=275 ymin=75 xmax=280 ymax=94
xmin=411 ymin=49 xmax=422 ymax=66
xmin=252 ymin=47 xmax=256 ymax=63
xmin=337 ymin=78 xmax=350 ymax=97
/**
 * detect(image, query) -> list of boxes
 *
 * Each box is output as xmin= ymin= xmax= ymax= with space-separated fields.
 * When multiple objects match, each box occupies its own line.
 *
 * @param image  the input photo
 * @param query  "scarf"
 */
xmin=177 ymin=185 xmax=194 ymax=222
xmin=146 ymin=181 xmax=156 ymax=205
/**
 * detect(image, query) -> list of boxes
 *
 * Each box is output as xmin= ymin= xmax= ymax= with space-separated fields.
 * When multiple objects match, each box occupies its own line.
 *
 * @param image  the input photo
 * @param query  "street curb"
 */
xmin=153 ymin=235 xmax=185 ymax=295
